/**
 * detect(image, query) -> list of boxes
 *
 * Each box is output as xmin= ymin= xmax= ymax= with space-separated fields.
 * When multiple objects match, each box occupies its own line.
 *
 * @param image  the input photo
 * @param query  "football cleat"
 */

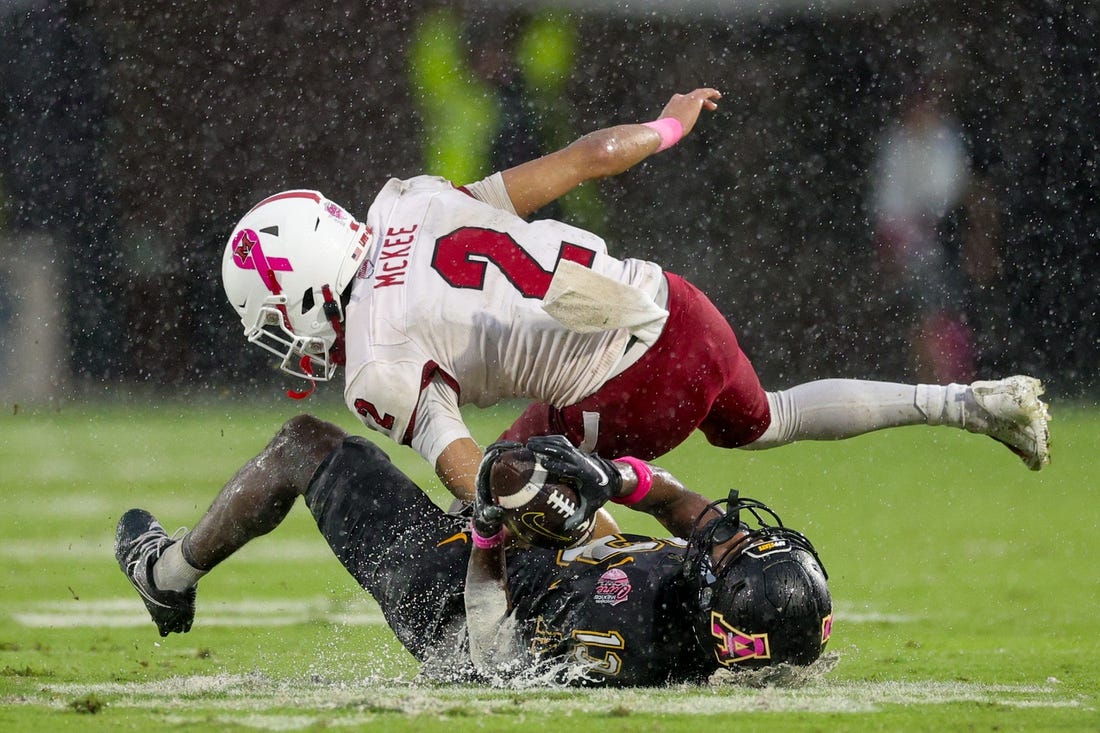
xmin=115 ymin=508 xmax=196 ymax=636
xmin=965 ymin=376 xmax=1051 ymax=471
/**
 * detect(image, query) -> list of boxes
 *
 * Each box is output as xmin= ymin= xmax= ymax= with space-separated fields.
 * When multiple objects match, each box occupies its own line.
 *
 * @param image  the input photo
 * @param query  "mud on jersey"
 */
xmin=504 ymin=534 xmax=714 ymax=687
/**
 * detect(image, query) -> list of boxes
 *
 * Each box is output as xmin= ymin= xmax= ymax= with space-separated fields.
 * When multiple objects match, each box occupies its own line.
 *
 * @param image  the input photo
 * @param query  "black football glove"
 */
xmin=525 ymin=435 xmax=622 ymax=531
xmin=471 ymin=440 xmax=522 ymax=540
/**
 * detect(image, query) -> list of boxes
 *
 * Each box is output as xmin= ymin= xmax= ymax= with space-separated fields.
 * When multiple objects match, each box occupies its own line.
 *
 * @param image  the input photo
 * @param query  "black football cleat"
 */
xmin=115 ymin=508 xmax=196 ymax=636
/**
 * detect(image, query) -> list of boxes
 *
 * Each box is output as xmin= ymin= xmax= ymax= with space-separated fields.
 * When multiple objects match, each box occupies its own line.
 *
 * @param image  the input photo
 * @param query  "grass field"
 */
xmin=1 ymin=395 xmax=1097 ymax=731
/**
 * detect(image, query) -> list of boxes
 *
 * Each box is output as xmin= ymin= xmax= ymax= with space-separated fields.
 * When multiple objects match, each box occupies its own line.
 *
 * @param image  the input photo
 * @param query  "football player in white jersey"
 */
xmin=218 ymin=87 xmax=1049 ymax=512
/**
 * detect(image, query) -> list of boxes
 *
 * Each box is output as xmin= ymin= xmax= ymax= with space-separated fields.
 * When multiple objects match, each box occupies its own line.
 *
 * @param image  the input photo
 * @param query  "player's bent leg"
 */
xmin=182 ymin=414 xmax=349 ymax=570
xmin=304 ymin=436 xmax=472 ymax=664
xmin=115 ymin=414 xmax=349 ymax=636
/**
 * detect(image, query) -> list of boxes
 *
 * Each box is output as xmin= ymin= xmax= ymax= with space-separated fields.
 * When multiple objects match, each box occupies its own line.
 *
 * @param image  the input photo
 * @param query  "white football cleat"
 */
xmin=964 ymin=375 xmax=1051 ymax=471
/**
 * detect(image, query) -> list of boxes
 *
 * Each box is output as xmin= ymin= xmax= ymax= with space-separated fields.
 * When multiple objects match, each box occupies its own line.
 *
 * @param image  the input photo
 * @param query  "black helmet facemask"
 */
xmin=683 ymin=490 xmax=832 ymax=669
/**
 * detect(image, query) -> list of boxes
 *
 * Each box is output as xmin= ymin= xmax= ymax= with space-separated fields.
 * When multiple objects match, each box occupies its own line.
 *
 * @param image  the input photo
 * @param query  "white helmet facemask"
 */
xmin=222 ymin=191 xmax=373 ymax=394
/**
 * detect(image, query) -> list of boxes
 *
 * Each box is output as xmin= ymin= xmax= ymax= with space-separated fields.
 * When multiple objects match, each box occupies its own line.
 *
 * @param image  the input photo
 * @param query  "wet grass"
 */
xmin=0 ymin=396 xmax=1096 ymax=730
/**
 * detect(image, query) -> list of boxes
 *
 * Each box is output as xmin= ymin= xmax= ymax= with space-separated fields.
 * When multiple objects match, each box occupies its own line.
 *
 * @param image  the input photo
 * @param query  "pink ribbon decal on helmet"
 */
xmin=232 ymin=228 xmax=293 ymax=296
xmin=711 ymin=611 xmax=771 ymax=665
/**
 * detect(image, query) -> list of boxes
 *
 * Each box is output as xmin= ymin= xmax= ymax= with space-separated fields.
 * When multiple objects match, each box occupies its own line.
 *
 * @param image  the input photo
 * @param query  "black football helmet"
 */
xmin=684 ymin=490 xmax=832 ymax=669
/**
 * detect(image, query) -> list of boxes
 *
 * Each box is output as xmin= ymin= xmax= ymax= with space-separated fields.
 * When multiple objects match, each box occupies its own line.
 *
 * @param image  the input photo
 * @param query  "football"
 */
xmin=490 ymin=447 xmax=594 ymax=548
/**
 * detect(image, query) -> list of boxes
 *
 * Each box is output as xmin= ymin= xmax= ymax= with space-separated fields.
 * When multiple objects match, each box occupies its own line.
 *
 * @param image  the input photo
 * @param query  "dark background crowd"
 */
xmin=1 ymin=0 xmax=1096 ymax=404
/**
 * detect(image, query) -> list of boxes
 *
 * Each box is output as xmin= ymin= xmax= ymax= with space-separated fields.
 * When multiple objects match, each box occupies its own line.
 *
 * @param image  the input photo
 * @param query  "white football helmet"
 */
xmin=221 ymin=190 xmax=373 ymax=383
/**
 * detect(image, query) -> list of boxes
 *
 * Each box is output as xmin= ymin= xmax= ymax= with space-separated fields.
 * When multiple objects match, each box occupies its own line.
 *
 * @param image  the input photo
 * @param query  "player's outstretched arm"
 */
xmin=613 ymin=461 xmax=721 ymax=539
xmin=499 ymin=88 xmax=721 ymax=218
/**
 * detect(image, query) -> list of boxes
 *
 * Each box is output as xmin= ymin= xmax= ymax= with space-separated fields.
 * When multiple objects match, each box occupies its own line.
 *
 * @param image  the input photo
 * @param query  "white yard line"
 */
xmin=2 ymin=581 xmax=918 ymax=630
xmin=26 ymin=674 xmax=1087 ymax=719
xmin=7 ymin=597 xmax=387 ymax=628
xmin=0 ymin=537 xmax=333 ymax=561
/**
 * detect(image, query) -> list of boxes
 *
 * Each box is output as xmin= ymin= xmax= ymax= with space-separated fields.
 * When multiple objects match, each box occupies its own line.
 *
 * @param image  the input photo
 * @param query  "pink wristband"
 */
xmin=611 ymin=456 xmax=653 ymax=506
xmin=642 ymin=117 xmax=684 ymax=152
xmin=470 ymin=525 xmax=505 ymax=549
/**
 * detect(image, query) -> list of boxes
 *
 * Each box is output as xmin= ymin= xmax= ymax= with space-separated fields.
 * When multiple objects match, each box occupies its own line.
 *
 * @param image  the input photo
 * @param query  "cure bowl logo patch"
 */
xmin=594 ymin=568 xmax=632 ymax=607
xmin=710 ymin=610 xmax=770 ymax=665
xmin=324 ymin=201 xmax=347 ymax=220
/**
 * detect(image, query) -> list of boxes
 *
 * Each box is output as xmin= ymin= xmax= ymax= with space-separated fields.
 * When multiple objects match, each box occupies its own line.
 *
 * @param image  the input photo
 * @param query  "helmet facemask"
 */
xmin=245 ymin=296 xmax=336 ymax=382
xmin=684 ymin=490 xmax=832 ymax=669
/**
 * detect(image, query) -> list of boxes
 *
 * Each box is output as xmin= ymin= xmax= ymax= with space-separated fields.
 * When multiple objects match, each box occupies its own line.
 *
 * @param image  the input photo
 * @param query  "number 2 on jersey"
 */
xmin=432 ymin=227 xmax=596 ymax=298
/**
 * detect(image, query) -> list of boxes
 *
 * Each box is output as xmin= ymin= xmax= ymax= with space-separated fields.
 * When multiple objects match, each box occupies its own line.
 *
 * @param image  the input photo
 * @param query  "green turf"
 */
xmin=1 ymin=397 xmax=1096 ymax=731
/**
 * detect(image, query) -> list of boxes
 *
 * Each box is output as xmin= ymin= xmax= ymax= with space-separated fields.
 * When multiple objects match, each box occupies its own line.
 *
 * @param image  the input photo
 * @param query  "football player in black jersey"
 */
xmin=115 ymin=414 xmax=830 ymax=686
xmin=465 ymin=435 xmax=831 ymax=684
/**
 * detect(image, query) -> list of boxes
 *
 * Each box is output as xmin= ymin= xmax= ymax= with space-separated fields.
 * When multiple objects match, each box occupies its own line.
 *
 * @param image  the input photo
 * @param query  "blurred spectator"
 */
xmin=409 ymin=8 xmax=604 ymax=227
xmin=869 ymin=78 xmax=1001 ymax=382
xmin=408 ymin=7 xmax=499 ymax=186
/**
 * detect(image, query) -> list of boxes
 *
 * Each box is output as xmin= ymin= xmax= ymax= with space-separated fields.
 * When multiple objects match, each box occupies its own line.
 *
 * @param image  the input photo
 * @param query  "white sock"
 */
xmin=915 ymin=383 xmax=969 ymax=426
xmin=153 ymin=538 xmax=207 ymax=592
xmin=745 ymin=379 xmax=969 ymax=448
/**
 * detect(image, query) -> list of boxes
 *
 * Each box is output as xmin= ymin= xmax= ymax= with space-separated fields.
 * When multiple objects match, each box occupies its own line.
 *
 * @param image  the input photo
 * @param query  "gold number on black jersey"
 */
xmin=572 ymin=629 xmax=625 ymax=677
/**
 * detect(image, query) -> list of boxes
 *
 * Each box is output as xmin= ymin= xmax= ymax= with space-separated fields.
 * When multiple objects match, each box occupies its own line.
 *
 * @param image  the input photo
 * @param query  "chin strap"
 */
xmin=286 ymin=285 xmax=346 ymax=401
xmin=321 ymin=284 xmax=346 ymax=367
xmin=287 ymin=356 xmax=317 ymax=400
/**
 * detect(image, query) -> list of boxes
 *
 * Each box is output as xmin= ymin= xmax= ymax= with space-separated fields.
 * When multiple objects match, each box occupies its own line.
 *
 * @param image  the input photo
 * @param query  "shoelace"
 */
xmin=125 ymin=526 xmax=188 ymax=573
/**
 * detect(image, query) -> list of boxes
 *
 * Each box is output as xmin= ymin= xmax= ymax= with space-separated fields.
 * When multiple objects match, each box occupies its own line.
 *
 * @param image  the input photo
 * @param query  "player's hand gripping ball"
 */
xmin=489 ymin=445 xmax=594 ymax=548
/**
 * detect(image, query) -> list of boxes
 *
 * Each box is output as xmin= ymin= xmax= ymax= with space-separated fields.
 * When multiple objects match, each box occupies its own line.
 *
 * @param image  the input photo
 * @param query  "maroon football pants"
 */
xmin=501 ymin=273 xmax=770 ymax=459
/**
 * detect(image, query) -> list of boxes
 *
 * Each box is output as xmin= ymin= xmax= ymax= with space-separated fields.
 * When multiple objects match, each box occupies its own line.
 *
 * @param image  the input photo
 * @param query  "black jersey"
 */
xmin=505 ymin=534 xmax=715 ymax=686
xmin=306 ymin=437 xmax=716 ymax=686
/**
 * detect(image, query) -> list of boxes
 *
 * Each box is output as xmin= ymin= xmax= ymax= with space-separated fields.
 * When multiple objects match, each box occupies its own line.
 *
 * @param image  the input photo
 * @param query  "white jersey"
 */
xmin=343 ymin=174 xmax=665 ymax=464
